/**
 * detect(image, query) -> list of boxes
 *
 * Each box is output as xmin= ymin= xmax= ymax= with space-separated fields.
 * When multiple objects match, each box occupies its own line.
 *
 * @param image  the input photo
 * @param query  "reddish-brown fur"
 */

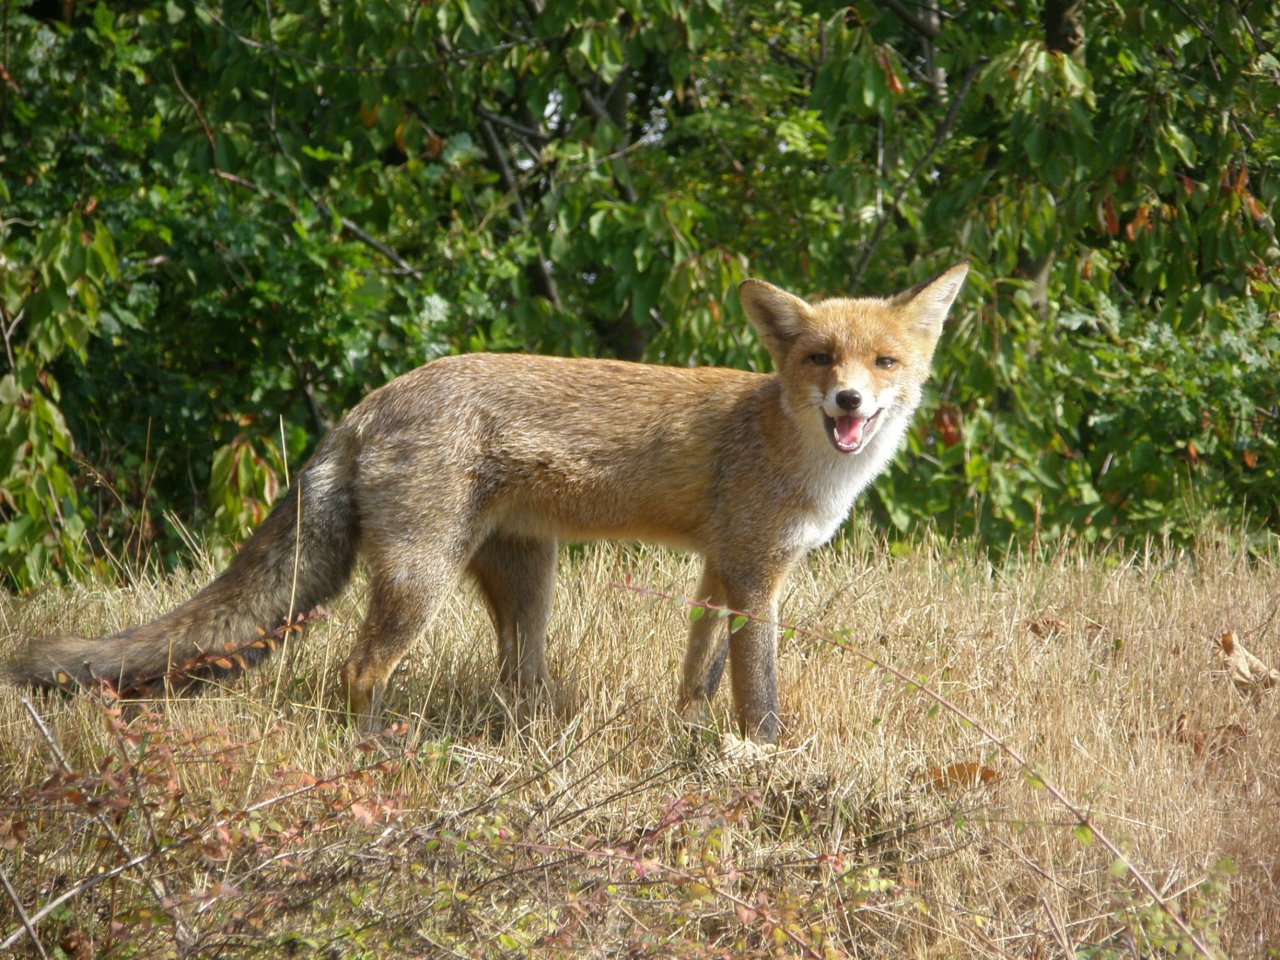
xmin=9 ymin=266 xmax=967 ymax=742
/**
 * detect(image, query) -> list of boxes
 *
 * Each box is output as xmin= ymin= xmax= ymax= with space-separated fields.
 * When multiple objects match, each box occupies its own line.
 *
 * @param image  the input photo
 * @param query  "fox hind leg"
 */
xmin=340 ymin=549 xmax=466 ymax=733
xmin=677 ymin=565 xmax=730 ymax=728
xmin=469 ymin=532 xmax=557 ymax=694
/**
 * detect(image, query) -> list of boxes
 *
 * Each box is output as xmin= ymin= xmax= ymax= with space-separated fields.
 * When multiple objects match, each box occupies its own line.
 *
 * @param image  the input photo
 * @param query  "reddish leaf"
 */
xmin=877 ymin=48 xmax=904 ymax=95
xmin=1100 ymin=197 xmax=1119 ymax=235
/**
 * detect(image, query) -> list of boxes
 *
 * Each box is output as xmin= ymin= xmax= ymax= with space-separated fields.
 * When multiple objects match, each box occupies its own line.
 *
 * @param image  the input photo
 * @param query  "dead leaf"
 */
xmin=877 ymin=47 xmax=905 ymax=95
xmin=59 ymin=929 xmax=94 ymax=960
xmin=1218 ymin=631 xmax=1278 ymax=699
xmin=926 ymin=761 xmax=999 ymax=790
xmin=1027 ymin=617 xmax=1069 ymax=639
xmin=1172 ymin=712 xmax=1250 ymax=760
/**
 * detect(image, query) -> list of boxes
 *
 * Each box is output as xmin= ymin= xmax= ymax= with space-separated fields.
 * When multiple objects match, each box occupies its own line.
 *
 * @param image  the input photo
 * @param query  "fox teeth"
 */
xmin=825 ymin=409 xmax=880 ymax=453
xmin=834 ymin=416 xmax=865 ymax=449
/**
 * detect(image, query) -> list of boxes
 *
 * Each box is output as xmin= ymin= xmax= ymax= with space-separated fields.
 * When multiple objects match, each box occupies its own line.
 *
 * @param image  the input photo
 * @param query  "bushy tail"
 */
xmin=10 ymin=428 xmax=359 ymax=694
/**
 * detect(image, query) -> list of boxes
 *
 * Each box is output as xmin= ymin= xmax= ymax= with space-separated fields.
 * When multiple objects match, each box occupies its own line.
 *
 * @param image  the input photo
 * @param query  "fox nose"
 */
xmin=835 ymin=389 xmax=862 ymax=412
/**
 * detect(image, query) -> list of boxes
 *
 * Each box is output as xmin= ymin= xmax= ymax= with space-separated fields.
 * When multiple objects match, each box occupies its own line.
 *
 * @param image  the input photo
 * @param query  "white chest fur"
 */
xmin=784 ymin=413 xmax=909 ymax=553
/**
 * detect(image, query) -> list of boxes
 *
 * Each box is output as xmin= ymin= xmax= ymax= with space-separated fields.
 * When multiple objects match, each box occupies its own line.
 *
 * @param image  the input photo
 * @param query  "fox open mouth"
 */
xmin=823 ymin=409 xmax=881 ymax=454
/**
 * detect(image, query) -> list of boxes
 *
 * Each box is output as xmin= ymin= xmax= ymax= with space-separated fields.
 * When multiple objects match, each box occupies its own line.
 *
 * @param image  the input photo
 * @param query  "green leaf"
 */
xmin=1163 ymin=122 xmax=1196 ymax=166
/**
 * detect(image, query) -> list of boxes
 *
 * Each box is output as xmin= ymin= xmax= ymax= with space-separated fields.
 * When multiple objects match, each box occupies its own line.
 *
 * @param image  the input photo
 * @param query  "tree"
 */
xmin=1 ymin=0 xmax=1276 ymax=587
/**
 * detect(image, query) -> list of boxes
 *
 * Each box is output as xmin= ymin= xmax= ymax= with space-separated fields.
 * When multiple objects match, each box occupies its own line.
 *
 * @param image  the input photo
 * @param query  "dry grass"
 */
xmin=2 ymin=536 xmax=1278 ymax=958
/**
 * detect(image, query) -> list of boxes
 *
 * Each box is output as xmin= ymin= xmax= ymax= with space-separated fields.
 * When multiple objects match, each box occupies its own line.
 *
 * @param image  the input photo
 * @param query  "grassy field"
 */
xmin=2 ymin=536 xmax=1278 ymax=958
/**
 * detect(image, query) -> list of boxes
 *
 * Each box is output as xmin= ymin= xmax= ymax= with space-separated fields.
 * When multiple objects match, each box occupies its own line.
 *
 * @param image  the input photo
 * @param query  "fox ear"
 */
xmin=739 ymin=279 xmax=812 ymax=365
xmin=890 ymin=261 xmax=969 ymax=338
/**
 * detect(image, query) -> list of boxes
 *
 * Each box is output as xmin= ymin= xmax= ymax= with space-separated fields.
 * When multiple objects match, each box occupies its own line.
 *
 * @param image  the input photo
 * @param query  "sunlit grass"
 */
xmin=2 ymin=536 xmax=1277 ymax=957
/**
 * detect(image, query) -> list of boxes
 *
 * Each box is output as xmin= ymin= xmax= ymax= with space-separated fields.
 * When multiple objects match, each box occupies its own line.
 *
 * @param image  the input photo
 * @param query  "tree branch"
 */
xmin=478 ymin=117 xmax=564 ymax=310
xmin=877 ymin=0 xmax=940 ymax=39
xmin=21 ymin=700 xmax=197 ymax=951
xmin=255 ymin=3 xmax=423 ymax=281
xmin=205 ymin=6 xmax=546 ymax=73
xmin=850 ymin=58 xmax=985 ymax=288
xmin=578 ymin=85 xmax=639 ymax=204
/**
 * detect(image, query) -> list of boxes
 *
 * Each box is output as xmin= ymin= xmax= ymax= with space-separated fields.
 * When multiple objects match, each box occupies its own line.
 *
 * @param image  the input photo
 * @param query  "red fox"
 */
xmin=10 ymin=264 xmax=968 ymax=742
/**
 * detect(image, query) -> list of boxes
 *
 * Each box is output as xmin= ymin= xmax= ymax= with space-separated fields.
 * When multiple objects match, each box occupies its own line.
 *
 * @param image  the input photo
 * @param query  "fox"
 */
xmin=9 ymin=263 xmax=968 ymax=743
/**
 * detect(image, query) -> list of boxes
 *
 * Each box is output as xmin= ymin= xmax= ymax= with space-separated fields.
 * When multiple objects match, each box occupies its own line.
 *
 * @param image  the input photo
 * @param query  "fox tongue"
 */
xmin=835 ymin=415 xmax=866 ymax=448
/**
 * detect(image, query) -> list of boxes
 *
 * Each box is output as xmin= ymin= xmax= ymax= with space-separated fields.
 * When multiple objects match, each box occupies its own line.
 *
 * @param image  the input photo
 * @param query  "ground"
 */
xmin=2 ymin=537 xmax=1277 ymax=958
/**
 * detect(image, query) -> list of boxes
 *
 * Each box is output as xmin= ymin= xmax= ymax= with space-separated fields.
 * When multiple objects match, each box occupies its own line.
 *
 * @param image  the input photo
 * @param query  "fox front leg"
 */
xmin=681 ymin=561 xmax=786 ymax=744
xmin=725 ymin=611 xmax=781 ymax=743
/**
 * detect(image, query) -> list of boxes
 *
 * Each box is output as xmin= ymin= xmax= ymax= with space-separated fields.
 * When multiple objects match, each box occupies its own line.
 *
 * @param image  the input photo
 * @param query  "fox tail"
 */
xmin=9 ymin=428 xmax=359 ymax=695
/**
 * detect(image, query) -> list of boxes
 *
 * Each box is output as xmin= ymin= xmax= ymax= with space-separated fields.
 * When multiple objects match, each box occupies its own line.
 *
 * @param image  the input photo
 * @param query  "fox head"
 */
xmin=739 ymin=263 xmax=968 ymax=457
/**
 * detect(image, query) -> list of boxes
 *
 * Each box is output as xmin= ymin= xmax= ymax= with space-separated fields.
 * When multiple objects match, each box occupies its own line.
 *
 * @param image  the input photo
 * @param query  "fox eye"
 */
xmin=874 ymin=356 xmax=897 ymax=370
xmin=808 ymin=352 xmax=833 ymax=366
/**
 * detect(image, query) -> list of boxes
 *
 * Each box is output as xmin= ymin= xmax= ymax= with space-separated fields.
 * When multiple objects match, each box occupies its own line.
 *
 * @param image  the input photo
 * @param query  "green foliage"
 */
xmin=0 ymin=0 xmax=1276 ymax=585
xmin=871 ymin=0 xmax=1280 ymax=549
xmin=0 ymin=202 xmax=117 ymax=583
xmin=1079 ymin=860 xmax=1234 ymax=959
xmin=206 ymin=430 xmax=302 ymax=562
